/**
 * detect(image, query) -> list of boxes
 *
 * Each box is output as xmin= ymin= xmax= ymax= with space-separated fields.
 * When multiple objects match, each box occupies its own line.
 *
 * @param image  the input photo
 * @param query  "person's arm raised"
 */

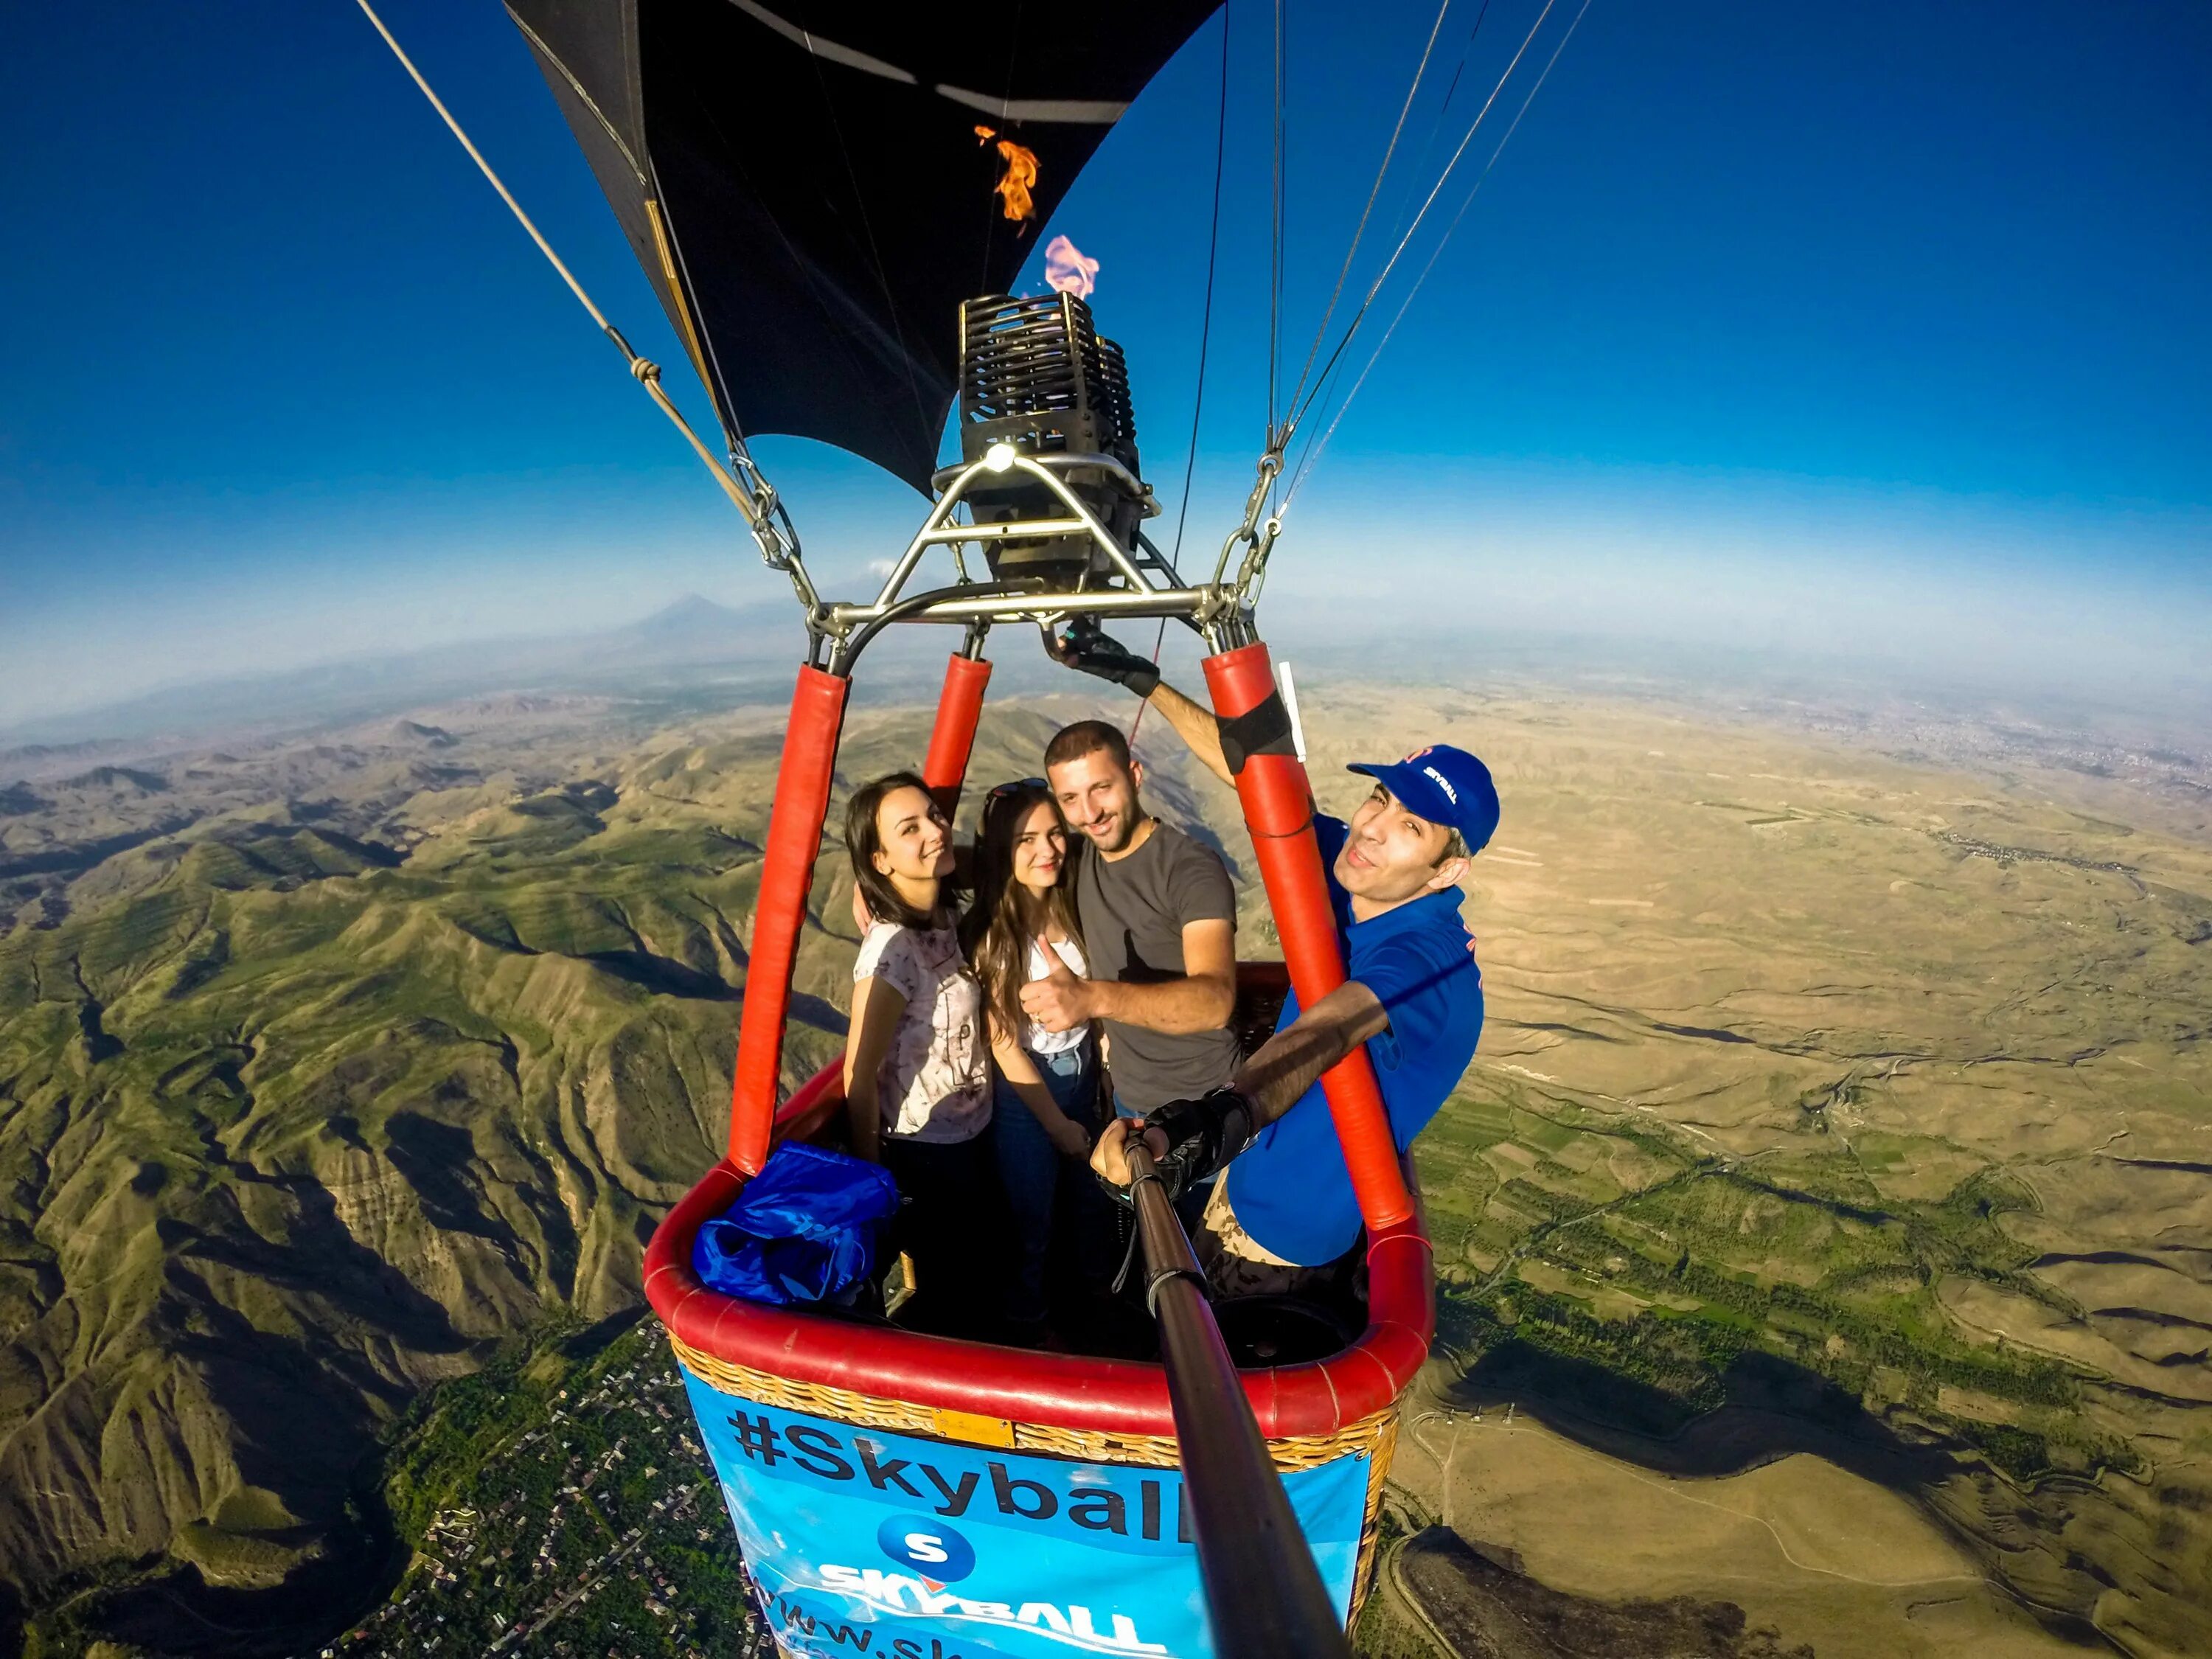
xmin=1020 ymin=917 xmax=1237 ymax=1036
xmin=1050 ymin=625 xmax=1234 ymax=788
xmin=841 ymin=974 xmax=907 ymax=1164
xmin=1141 ymin=680 xmax=1233 ymax=787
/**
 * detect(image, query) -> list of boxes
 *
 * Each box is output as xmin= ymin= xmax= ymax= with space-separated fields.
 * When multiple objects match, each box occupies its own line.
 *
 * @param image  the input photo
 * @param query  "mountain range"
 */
xmin=1 ymin=596 xmax=796 ymax=756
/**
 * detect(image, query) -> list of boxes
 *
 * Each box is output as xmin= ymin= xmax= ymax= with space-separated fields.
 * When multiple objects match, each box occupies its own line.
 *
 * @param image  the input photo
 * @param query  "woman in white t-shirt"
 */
xmin=960 ymin=779 xmax=1107 ymax=1341
xmin=842 ymin=771 xmax=995 ymax=1335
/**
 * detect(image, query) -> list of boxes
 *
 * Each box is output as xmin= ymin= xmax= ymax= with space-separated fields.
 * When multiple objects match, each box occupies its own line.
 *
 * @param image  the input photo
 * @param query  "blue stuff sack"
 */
xmin=692 ymin=1141 xmax=901 ymax=1308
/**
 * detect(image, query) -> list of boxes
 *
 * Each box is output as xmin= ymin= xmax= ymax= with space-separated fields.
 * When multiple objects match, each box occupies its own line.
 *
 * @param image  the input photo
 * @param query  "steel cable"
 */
xmin=1280 ymin=0 xmax=1456 ymax=434
xmin=1275 ymin=0 xmax=1492 ymax=494
xmin=1381 ymin=0 xmax=1495 ymax=257
xmin=352 ymin=0 xmax=776 ymax=537
xmin=1267 ymin=0 xmax=1287 ymax=450
xmin=1275 ymin=0 xmax=1562 ymax=454
xmin=1130 ymin=7 xmax=1233 ymax=747
xmin=1280 ymin=0 xmax=1593 ymax=512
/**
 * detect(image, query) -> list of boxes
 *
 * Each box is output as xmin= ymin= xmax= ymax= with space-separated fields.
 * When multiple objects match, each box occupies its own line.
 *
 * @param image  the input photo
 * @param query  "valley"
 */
xmin=1 ymin=665 xmax=2208 ymax=1657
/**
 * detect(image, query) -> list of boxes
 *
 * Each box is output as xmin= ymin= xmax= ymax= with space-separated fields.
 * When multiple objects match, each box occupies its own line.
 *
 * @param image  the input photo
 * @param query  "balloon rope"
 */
xmin=1276 ymin=0 xmax=1560 ymax=455
xmin=352 ymin=0 xmax=772 ymax=535
xmin=1280 ymin=0 xmax=1454 ymax=431
xmin=1281 ymin=0 xmax=1593 ymax=512
xmin=1381 ymin=0 xmax=1496 ymax=255
xmin=1132 ymin=7 xmax=1232 ymax=749
xmin=1276 ymin=0 xmax=1492 ymax=484
xmin=1267 ymin=0 xmax=1286 ymax=448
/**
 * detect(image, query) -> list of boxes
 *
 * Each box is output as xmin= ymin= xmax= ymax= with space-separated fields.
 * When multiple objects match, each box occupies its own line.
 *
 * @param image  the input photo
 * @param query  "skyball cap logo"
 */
xmin=877 ymin=1514 xmax=975 ymax=1584
xmin=1346 ymin=742 xmax=1499 ymax=852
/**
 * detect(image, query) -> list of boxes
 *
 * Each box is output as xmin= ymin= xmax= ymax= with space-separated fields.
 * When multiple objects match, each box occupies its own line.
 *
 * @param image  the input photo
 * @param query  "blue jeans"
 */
xmin=994 ymin=1040 xmax=1102 ymax=1327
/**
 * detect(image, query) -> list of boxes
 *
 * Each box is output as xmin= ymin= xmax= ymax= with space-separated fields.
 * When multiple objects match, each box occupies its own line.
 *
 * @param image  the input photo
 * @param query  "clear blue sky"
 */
xmin=4 ymin=1 xmax=2208 ymax=726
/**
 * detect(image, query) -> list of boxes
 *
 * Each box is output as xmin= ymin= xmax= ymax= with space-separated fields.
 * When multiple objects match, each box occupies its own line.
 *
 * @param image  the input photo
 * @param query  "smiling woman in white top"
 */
xmin=960 ymin=778 xmax=1109 ymax=1342
xmin=842 ymin=770 xmax=996 ymax=1337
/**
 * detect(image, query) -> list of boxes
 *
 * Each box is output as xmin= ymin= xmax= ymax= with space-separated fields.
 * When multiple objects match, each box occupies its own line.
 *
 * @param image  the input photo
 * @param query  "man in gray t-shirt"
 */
xmin=1020 ymin=719 xmax=1239 ymax=1114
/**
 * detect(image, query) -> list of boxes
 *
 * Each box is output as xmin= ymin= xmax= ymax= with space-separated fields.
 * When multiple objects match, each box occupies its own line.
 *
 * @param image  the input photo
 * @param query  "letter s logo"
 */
xmin=877 ymin=1514 xmax=975 ymax=1582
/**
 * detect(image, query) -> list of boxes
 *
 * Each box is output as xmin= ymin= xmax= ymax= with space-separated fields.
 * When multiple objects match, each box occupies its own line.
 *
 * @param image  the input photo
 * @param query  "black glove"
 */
xmin=1101 ymin=1088 xmax=1259 ymax=1208
xmin=1057 ymin=621 xmax=1161 ymax=699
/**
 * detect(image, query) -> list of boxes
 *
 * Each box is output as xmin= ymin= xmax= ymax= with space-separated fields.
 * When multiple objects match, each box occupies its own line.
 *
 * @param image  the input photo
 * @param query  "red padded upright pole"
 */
xmin=728 ymin=665 xmax=849 ymax=1174
xmin=1201 ymin=641 xmax=1415 ymax=1232
xmin=922 ymin=652 xmax=992 ymax=817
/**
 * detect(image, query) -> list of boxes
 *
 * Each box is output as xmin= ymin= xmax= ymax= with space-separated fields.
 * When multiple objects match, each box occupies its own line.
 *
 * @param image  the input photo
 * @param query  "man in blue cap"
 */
xmin=1056 ymin=631 xmax=1495 ymax=1295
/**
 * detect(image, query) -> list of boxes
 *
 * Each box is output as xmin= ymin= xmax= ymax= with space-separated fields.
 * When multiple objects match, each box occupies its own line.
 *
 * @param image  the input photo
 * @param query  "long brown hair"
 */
xmin=959 ymin=781 xmax=1084 ymax=1043
xmin=844 ymin=771 xmax=959 ymax=931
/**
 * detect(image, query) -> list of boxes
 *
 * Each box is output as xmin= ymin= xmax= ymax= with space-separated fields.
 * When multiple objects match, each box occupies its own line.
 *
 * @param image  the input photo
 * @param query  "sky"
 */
xmin=3 ymin=1 xmax=2208 ymax=730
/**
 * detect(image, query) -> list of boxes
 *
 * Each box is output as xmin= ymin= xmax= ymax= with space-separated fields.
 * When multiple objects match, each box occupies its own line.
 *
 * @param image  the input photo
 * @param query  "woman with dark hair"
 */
xmin=960 ymin=779 xmax=1105 ymax=1343
xmin=841 ymin=771 xmax=995 ymax=1335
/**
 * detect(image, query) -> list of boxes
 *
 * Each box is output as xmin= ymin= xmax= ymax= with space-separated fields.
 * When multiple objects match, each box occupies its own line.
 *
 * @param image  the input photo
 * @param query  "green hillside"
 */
xmin=1 ymin=697 xmax=1208 ymax=1649
xmin=5 ymin=678 xmax=2211 ymax=1658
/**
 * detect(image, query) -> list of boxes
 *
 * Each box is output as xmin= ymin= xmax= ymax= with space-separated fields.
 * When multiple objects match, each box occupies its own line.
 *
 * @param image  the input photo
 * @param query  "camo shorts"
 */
xmin=1192 ymin=1181 xmax=1318 ymax=1299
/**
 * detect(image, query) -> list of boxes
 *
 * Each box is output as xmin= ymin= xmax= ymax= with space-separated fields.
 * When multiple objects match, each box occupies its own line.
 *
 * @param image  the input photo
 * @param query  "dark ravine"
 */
xmin=7 ymin=671 xmax=2211 ymax=1658
xmin=1391 ymin=1525 xmax=1815 ymax=1659
xmin=1444 ymin=1344 xmax=2127 ymax=1652
xmin=0 ymin=700 xmax=1152 ymax=1647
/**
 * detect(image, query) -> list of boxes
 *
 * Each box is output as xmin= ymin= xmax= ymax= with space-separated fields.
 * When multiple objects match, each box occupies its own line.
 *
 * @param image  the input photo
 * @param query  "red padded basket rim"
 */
xmin=645 ymin=1061 xmax=1436 ymax=1441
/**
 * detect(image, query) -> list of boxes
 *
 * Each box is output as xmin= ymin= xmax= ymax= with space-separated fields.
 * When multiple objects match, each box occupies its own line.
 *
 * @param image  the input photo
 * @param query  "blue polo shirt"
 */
xmin=1223 ymin=815 xmax=1484 ymax=1266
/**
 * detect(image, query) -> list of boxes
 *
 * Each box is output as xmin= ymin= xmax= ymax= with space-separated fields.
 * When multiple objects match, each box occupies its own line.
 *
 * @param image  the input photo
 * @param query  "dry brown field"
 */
xmin=1239 ymin=677 xmax=2211 ymax=1658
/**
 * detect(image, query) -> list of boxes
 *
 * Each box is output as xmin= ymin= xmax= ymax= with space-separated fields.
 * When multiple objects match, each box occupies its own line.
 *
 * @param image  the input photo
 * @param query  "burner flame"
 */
xmin=1043 ymin=234 xmax=1099 ymax=298
xmin=973 ymin=124 xmax=1039 ymax=222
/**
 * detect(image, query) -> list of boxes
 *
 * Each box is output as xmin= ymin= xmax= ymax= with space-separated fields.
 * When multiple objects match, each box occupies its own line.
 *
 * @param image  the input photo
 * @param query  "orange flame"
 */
xmin=973 ymin=124 xmax=1038 ymax=223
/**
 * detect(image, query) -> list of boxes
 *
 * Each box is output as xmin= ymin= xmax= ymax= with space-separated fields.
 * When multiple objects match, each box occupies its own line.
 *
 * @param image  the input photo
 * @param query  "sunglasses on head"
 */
xmin=986 ymin=776 xmax=1048 ymax=804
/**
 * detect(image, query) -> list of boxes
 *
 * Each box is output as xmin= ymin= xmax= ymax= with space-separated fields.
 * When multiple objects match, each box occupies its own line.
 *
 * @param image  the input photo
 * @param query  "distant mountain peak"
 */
xmin=61 ymin=764 xmax=168 ymax=793
xmin=390 ymin=720 xmax=457 ymax=748
xmin=634 ymin=593 xmax=745 ymax=632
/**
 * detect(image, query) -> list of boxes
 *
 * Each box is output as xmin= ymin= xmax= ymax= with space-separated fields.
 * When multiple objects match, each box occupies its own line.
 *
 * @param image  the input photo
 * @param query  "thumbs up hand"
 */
xmin=1018 ymin=947 xmax=1095 ymax=1034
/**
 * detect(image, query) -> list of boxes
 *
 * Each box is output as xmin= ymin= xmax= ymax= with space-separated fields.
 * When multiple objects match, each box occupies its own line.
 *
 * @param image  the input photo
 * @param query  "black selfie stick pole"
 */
xmin=1125 ymin=1142 xmax=1354 ymax=1659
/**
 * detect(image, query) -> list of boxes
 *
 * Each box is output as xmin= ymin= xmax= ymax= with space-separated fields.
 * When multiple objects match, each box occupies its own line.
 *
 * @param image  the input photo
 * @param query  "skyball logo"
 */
xmin=829 ymin=1516 xmax=1169 ymax=1654
xmin=877 ymin=1514 xmax=975 ymax=1585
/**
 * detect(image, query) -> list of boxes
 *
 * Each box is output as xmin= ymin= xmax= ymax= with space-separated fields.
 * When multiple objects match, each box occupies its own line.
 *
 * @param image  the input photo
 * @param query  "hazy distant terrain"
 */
xmin=0 ymin=597 xmax=788 ymax=752
xmin=2 ymin=626 xmax=2210 ymax=1657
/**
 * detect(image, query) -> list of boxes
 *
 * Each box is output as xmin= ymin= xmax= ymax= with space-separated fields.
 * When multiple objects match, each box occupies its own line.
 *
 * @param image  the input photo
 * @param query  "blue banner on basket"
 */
xmin=678 ymin=1367 xmax=1371 ymax=1658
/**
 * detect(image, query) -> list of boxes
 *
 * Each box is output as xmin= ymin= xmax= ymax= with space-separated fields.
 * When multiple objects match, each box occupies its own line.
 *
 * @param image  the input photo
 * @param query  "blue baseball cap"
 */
xmin=1346 ymin=744 xmax=1499 ymax=853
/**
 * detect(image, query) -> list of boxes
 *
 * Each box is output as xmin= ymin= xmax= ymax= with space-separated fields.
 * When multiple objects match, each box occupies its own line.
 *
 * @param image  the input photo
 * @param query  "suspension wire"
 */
xmin=1279 ymin=312 xmax=1356 ymax=509
xmin=1279 ymin=0 xmax=1454 ymax=431
xmin=1280 ymin=0 xmax=1592 ymax=510
xmin=1130 ymin=7 xmax=1232 ymax=747
xmin=1267 ymin=0 xmax=1287 ymax=450
xmin=352 ymin=0 xmax=779 ymax=540
xmin=980 ymin=0 xmax=1032 ymax=288
xmin=1274 ymin=0 xmax=1559 ymax=452
xmin=1280 ymin=0 xmax=1494 ymax=482
xmin=1382 ymin=0 xmax=1495 ymax=250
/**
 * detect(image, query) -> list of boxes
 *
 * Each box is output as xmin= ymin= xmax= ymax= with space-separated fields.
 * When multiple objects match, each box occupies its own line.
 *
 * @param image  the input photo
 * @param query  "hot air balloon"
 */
xmin=359 ymin=0 xmax=1586 ymax=1649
